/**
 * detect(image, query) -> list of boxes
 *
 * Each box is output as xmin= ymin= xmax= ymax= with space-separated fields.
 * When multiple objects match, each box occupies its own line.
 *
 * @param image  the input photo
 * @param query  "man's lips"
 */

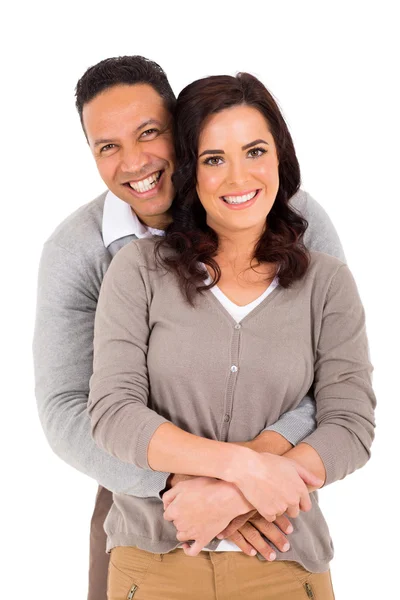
xmin=123 ymin=169 xmax=163 ymax=192
xmin=123 ymin=170 xmax=166 ymax=199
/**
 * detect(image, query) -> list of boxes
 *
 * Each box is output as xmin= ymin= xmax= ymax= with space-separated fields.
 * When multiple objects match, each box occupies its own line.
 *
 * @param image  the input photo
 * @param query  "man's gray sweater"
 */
xmin=33 ymin=189 xmax=345 ymax=498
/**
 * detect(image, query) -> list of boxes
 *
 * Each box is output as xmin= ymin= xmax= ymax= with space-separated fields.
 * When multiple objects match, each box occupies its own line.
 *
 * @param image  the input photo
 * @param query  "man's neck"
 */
xmin=135 ymin=210 xmax=173 ymax=231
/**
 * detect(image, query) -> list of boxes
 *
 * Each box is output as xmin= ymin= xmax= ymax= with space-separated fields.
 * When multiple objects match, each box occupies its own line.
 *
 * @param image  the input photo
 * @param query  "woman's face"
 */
xmin=196 ymin=105 xmax=279 ymax=237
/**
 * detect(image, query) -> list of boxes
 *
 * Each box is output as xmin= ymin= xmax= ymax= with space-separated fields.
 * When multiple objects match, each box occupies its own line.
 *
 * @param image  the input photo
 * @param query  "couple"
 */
xmin=34 ymin=56 xmax=375 ymax=600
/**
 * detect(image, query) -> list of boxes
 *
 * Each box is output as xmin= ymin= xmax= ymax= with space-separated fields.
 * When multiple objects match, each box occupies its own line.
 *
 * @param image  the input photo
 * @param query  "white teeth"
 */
xmin=222 ymin=191 xmax=257 ymax=205
xmin=129 ymin=171 xmax=161 ymax=193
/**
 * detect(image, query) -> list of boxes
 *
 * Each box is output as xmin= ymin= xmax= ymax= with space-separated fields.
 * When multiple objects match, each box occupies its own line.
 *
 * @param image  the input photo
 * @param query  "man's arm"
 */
xmin=259 ymin=394 xmax=316 ymax=446
xmin=291 ymin=189 xmax=346 ymax=261
xmin=33 ymin=239 xmax=169 ymax=498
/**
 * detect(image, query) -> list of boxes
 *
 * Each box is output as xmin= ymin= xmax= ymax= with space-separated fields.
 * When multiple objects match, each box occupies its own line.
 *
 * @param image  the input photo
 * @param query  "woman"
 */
xmin=88 ymin=73 xmax=375 ymax=599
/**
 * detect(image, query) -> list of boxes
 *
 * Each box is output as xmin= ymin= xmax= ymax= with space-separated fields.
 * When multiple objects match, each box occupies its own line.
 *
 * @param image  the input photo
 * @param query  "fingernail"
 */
xmin=217 ymin=534 xmax=224 ymax=539
xmin=250 ymin=549 xmax=257 ymax=556
xmin=286 ymin=525 xmax=293 ymax=533
xmin=269 ymin=552 xmax=276 ymax=561
xmin=282 ymin=542 xmax=290 ymax=552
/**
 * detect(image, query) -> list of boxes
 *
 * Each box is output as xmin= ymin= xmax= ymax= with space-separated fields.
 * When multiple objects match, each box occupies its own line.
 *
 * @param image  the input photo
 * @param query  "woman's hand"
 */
xmin=229 ymin=451 xmax=323 ymax=522
xmin=162 ymin=476 xmax=252 ymax=556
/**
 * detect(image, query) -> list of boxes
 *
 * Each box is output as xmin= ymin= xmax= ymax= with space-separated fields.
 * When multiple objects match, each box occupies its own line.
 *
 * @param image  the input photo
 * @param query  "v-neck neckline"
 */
xmin=210 ymin=277 xmax=278 ymax=311
xmin=205 ymin=280 xmax=282 ymax=326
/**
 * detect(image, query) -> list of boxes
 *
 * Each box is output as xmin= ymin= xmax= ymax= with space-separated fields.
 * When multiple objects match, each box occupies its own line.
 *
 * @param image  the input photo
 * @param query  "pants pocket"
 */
xmin=107 ymin=547 xmax=154 ymax=600
xmin=281 ymin=561 xmax=335 ymax=600
xmin=107 ymin=560 xmax=138 ymax=600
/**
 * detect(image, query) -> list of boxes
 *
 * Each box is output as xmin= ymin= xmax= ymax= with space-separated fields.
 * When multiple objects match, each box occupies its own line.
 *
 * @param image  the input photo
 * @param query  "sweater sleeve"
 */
xmin=88 ymin=242 xmax=170 ymax=469
xmin=295 ymin=191 xmax=346 ymax=262
xmin=262 ymin=394 xmax=317 ymax=445
xmin=33 ymin=240 xmax=169 ymax=497
xmin=300 ymin=264 xmax=376 ymax=485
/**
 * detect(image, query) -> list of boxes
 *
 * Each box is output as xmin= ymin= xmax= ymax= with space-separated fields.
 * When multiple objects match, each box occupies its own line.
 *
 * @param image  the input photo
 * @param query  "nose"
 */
xmin=119 ymin=144 xmax=149 ymax=175
xmin=226 ymin=158 xmax=249 ymax=187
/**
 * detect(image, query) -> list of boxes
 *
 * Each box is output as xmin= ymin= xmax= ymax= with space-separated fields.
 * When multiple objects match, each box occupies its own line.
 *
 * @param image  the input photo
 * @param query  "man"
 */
xmin=33 ymin=56 xmax=345 ymax=600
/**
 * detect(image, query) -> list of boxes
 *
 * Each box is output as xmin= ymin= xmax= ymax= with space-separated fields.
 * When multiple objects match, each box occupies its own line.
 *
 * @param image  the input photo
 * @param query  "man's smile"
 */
xmin=126 ymin=170 xmax=163 ymax=193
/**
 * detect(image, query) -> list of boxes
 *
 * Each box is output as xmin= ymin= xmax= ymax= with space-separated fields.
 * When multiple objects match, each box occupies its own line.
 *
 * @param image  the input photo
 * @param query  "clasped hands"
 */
xmin=163 ymin=451 xmax=321 ymax=560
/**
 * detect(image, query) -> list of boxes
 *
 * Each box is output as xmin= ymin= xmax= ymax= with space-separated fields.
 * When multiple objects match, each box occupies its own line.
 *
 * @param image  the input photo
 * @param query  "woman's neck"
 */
xmin=213 ymin=225 xmax=264 ymax=274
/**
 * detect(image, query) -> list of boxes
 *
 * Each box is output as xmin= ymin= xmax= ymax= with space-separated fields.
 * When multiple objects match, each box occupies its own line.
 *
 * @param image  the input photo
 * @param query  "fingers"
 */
xmin=285 ymin=504 xmax=300 ymax=519
xmin=299 ymin=488 xmax=312 ymax=513
xmin=163 ymin=505 xmax=175 ymax=522
xmin=231 ymin=523 xmax=278 ymax=561
xmin=176 ymin=530 xmax=191 ymax=542
xmin=295 ymin=463 xmax=324 ymax=489
xmin=245 ymin=518 xmax=291 ymax=556
xmin=274 ymin=514 xmax=293 ymax=534
xmin=163 ymin=495 xmax=174 ymax=510
xmin=182 ymin=539 xmax=204 ymax=557
xmin=217 ymin=510 xmax=257 ymax=539
xmin=225 ymin=530 xmax=257 ymax=557
xmin=257 ymin=509 xmax=278 ymax=523
xmin=162 ymin=487 xmax=178 ymax=510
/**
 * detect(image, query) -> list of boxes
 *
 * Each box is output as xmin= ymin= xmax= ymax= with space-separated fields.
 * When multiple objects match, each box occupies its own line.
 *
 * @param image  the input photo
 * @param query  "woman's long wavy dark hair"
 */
xmin=156 ymin=73 xmax=309 ymax=304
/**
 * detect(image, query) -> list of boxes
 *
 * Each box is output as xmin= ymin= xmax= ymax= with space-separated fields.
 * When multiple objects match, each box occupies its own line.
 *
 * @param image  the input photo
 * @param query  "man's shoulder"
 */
xmin=289 ymin=188 xmax=320 ymax=216
xmin=44 ymin=191 xmax=108 ymax=259
xmin=289 ymin=188 xmax=308 ymax=211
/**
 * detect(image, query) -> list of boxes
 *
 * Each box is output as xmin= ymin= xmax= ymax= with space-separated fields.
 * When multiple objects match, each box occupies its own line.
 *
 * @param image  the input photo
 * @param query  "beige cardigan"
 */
xmin=88 ymin=238 xmax=375 ymax=572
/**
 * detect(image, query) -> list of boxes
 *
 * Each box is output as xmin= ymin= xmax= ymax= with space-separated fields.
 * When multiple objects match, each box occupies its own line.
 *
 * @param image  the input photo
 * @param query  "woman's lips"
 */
xmin=219 ymin=189 xmax=261 ymax=210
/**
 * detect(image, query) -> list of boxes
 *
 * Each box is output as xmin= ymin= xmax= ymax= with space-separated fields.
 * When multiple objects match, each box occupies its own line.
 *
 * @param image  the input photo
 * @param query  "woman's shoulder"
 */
xmin=308 ymin=250 xmax=346 ymax=274
xmin=304 ymin=251 xmax=356 ymax=298
xmin=110 ymin=236 xmax=160 ymax=269
xmin=298 ymin=250 xmax=348 ymax=293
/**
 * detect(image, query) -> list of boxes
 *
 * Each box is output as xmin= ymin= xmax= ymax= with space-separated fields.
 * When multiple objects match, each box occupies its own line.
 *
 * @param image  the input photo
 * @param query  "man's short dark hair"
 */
xmin=75 ymin=55 xmax=176 ymax=128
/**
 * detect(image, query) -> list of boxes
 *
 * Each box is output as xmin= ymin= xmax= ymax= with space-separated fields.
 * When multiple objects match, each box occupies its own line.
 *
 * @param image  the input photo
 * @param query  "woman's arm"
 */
xmin=88 ymin=241 xmax=321 ymax=524
xmin=294 ymin=264 xmax=376 ymax=486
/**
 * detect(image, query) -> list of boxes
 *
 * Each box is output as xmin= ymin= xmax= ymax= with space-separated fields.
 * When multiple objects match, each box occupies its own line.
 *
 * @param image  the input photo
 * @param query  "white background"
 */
xmin=2 ymin=1 xmax=399 ymax=598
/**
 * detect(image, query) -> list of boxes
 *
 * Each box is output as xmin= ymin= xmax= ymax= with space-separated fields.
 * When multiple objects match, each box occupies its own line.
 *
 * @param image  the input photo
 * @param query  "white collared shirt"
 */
xmin=102 ymin=191 xmax=164 ymax=248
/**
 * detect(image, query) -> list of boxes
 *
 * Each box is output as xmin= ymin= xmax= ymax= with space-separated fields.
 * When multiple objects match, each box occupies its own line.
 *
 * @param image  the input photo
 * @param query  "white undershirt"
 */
xmin=209 ymin=278 xmax=279 ymax=323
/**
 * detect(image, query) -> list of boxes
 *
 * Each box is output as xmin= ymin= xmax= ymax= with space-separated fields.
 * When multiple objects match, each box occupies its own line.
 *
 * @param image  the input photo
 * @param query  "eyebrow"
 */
xmin=93 ymin=119 xmax=163 ymax=148
xmin=198 ymin=138 xmax=269 ymax=157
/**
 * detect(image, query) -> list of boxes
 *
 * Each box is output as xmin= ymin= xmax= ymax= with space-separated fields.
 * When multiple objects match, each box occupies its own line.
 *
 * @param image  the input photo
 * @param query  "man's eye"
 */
xmin=100 ymin=144 xmax=116 ymax=153
xmin=248 ymin=147 xmax=267 ymax=158
xmin=141 ymin=128 xmax=159 ymax=138
xmin=203 ymin=156 xmax=223 ymax=166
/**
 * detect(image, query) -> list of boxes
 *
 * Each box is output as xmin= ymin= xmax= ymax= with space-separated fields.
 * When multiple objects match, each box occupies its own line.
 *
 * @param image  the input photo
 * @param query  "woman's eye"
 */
xmin=204 ymin=156 xmax=223 ymax=166
xmin=248 ymin=147 xmax=267 ymax=158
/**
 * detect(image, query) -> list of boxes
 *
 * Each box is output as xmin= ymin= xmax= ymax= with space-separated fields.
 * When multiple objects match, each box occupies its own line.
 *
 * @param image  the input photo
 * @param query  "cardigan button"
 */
xmin=230 ymin=365 xmax=238 ymax=373
xmin=234 ymin=323 xmax=241 ymax=329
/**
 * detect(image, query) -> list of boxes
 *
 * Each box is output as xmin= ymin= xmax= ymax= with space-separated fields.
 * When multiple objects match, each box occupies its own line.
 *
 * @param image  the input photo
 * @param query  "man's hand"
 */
xmin=219 ymin=510 xmax=293 ymax=561
xmin=162 ymin=432 xmax=300 ymax=558
xmin=163 ymin=472 xmax=194 ymax=494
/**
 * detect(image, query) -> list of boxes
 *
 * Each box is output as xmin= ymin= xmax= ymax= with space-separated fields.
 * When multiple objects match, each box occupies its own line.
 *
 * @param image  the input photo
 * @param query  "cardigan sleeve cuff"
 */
xmin=133 ymin=414 xmax=170 ymax=470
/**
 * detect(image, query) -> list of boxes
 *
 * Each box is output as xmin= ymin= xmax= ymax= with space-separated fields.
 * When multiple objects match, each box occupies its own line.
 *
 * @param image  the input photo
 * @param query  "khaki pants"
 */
xmin=108 ymin=545 xmax=335 ymax=600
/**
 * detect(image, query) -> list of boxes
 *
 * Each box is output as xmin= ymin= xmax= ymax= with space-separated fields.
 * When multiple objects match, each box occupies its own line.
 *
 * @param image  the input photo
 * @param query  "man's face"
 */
xmin=83 ymin=84 xmax=175 ymax=226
